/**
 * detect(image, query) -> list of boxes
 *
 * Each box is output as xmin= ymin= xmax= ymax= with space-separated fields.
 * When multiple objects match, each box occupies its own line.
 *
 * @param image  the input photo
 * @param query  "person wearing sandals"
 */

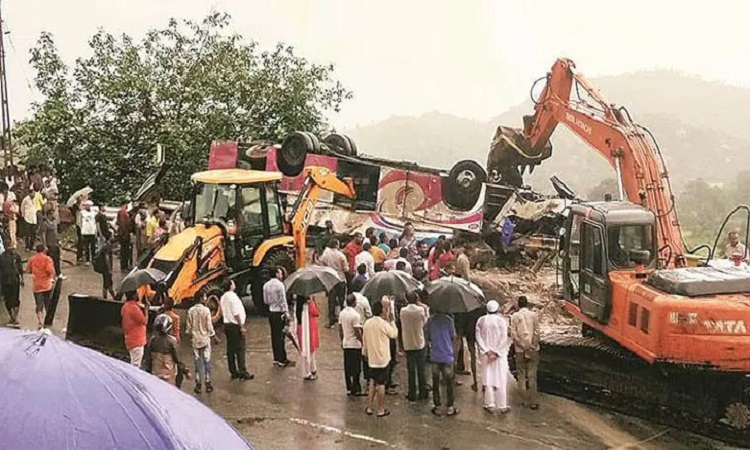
xmin=475 ymin=300 xmax=511 ymax=414
xmin=426 ymin=310 xmax=458 ymax=417
xmin=362 ymin=297 xmax=398 ymax=418
xmin=339 ymin=294 xmax=366 ymax=396
xmin=297 ymin=295 xmax=321 ymax=380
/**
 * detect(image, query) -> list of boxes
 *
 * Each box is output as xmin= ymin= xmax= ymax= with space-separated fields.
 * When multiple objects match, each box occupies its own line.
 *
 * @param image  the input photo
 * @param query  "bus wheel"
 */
xmin=442 ymin=160 xmax=486 ymax=211
xmin=279 ymin=132 xmax=313 ymax=176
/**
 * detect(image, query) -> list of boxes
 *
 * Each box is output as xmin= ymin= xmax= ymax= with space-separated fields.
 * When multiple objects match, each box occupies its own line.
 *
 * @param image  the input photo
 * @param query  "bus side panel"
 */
xmin=377 ymin=167 xmax=483 ymax=233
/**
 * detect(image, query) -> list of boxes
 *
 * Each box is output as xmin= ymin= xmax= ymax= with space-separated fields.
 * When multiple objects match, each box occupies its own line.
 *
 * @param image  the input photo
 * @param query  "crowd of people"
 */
xmin=114 ymin=219 xmax=542 ymax=420
xmin=0 ymin=167 xmax=63 ymax=328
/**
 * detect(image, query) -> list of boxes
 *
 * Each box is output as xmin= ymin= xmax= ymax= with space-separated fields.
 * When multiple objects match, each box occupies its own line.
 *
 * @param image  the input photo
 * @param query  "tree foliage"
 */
xmin=582 ymin=176 xmax=750 ymax=252
xmin=16 ymin=12 xmax=352 ymax=202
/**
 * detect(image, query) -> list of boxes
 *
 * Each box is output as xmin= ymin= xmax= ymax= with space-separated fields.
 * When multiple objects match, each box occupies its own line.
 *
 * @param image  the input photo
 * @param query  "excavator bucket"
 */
xmin=486 ymin=126 xmax=553 ymax=187
xmin=65 ymin=294 xmax=157 ymax=360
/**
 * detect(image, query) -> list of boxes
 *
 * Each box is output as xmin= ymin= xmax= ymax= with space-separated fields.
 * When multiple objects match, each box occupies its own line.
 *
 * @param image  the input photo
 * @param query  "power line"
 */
xmin=0 ymin=3 xmax=12 ymax=167
xmin=5 ymin=24 xmax=37 ymax=99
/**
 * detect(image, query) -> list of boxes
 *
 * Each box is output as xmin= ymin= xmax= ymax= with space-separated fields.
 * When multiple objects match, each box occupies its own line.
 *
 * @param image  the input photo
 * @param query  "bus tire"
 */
xmin=442 ymin=160 xmax=486 ymax=211
xmin=303 ymin=132 xmax=322 ymax=154
xmin=344 ymin=134 xmax=358 ymax=156
xmin=323 ymin=133 xmax=353 ymax=156
xmin=279 ymin=132 xmax=312 ymax=176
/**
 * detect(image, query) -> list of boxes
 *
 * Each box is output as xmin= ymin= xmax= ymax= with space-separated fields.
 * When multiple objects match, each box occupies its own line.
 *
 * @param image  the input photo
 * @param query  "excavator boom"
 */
xmin=288 ymin=166 xmax=355 ymax=268
xmin=519 ymin=58 xmax=686 ymax=266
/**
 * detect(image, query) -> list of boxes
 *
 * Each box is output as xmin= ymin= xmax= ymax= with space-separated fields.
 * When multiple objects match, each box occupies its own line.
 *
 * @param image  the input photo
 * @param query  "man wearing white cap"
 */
xmin=475 ymin=300 xmax=511 ymax=413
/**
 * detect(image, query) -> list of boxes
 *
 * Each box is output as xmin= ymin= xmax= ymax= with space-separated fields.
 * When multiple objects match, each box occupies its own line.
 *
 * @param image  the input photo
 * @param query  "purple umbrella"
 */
xmin=0 ymin=328 xmax=252 ymax=450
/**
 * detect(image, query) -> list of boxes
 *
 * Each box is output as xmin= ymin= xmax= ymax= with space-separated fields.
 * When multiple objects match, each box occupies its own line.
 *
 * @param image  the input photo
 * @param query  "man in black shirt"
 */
xmin=0 ymin=244 xmax=23 ymax=326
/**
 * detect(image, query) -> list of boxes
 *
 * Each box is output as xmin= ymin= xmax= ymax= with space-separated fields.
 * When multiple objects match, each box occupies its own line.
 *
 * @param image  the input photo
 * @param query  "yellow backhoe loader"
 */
xmin=66 ymin=165 xmax=355 ymax=358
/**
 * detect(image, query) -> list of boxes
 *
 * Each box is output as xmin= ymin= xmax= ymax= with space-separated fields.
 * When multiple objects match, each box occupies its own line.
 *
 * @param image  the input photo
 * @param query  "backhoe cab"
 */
xmin=144 ymin=168 xmax=295 ymax=322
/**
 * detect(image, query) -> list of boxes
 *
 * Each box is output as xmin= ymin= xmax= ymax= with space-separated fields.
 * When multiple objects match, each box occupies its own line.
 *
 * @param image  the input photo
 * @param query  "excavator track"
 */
xmin=537 ymin=333 xmax=750 ymax=447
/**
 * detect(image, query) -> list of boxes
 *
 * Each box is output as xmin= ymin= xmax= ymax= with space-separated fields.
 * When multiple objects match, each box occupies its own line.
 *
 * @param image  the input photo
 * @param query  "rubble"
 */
xmin=470 ymin=266 xmax=580 ymax=336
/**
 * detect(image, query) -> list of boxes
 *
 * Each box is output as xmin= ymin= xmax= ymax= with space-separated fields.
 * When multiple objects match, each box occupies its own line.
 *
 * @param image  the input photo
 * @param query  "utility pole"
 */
xmin=0 ymin=0 xmax=12 ymax=168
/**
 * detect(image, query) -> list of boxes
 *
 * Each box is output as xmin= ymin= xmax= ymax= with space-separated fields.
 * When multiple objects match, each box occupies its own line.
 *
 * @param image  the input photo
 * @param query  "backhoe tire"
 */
xmin=252 ymin=249 xmax=295 ymax=313
xmin=199 ymin=282 xmax=225 ymax=326
xmin=279 ymin=132 xmax=313 ymax=176
xmin=323 ymin=133 xmax=353 ymax=156
xmin=442 ymin=159 xmax=486 ymax=211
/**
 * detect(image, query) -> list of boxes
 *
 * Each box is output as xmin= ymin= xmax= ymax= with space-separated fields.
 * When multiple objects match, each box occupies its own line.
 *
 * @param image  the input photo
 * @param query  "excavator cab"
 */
xmin=560 ymin=201 xmax=657 ymax=324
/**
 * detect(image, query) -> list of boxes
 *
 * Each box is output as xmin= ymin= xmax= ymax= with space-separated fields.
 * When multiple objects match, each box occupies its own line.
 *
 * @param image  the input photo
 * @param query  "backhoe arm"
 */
xmin=520 ymin=58 xmax=686 ymax=266
xmin=289 ymin=166 xmax=356 ymax=268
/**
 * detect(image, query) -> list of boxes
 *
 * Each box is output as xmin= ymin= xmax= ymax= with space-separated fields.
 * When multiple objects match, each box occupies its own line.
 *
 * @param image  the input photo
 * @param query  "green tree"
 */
xmin=17 ymin=12 xmax=352 ymax=203
xmin=676 ymin=179 xmax=737 ymax=250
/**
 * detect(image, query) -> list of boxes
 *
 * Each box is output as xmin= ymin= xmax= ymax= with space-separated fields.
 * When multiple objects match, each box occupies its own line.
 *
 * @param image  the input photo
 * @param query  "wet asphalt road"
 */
xmin=3 ymin=252 xmax=737 ymax=450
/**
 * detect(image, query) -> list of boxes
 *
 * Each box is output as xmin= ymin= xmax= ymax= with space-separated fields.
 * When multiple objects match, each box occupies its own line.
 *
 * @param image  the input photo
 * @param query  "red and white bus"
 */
xmin=208 ymin=132 xmax=489 ymax=238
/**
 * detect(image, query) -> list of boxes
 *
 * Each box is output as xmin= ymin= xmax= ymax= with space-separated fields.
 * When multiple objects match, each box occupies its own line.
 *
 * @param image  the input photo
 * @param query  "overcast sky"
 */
xmin=5 ymin=0 xmax=750 ymax=129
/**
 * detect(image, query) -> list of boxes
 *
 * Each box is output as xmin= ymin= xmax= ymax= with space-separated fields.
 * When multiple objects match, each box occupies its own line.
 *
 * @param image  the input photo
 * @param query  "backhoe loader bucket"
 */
xmin=66 ymin=294 xmax=157 ymax=361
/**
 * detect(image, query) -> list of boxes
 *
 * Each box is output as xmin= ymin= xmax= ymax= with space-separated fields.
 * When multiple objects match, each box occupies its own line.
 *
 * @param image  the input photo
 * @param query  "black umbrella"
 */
xmin=424 ymin=276 xmax=485 ymax=313
xmin=119 ymin=268 xmax=166 ymax=293
xmin=361 ymin=270 xmax=423 ymax=303
xmin=284 ymin=265 xmax=343 ymax=297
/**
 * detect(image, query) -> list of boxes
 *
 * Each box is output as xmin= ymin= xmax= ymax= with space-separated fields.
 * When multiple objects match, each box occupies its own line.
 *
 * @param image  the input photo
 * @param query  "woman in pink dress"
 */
xmin=297 ymin=295 xmax=321 ymax=380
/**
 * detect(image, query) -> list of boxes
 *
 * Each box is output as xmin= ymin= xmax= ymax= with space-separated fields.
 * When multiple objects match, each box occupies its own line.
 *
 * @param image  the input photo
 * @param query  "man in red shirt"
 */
xmin=343 ymin=233 xmax=363 ymax=291
xmin=26 ymin=244 xmax=56 ymax=328
xmin=121 ymin=291 xmax=150 ymax=366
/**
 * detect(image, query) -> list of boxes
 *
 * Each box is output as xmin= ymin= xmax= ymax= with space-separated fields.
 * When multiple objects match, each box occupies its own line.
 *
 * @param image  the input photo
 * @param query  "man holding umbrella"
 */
xmin=426 ymin=310 xmax=457 ymax=417
xmin=264 ymin=267 xmax=292 ymax=367
xmin=423 ymin=275 xmax=486 ymax=417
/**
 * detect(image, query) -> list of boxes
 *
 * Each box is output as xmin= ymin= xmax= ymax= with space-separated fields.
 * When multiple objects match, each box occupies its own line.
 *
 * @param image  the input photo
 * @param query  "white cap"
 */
xmin=363 ymin=238 xmax=371 ymax=245
xmin=486 ymin=300 xmax=499 ymax=313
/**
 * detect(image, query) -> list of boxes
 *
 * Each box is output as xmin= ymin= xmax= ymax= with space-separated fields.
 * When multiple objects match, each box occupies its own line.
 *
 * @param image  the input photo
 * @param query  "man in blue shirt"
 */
xmin=426 ymin=311 xmax=457 ymax=416
xmin=264 ymin=267 xmax=291 ymax=367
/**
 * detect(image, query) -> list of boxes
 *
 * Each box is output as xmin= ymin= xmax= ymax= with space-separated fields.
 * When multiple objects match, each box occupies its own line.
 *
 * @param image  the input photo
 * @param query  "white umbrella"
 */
xmin=66 ymin=186 xmax=93 ymax=207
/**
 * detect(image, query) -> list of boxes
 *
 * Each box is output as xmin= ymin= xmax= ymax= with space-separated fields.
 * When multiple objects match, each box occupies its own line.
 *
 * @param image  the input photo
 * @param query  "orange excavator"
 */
xmin=500 ymin=58 xmax=750 ymax=445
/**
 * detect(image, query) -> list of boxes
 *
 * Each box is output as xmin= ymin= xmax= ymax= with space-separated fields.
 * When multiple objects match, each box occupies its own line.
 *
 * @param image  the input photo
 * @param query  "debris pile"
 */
xmin=471 ymin=266 xmax=580 ymax=336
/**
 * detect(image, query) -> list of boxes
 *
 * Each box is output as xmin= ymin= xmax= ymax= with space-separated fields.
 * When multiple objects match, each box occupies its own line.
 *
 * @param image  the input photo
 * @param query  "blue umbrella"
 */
xmin=0 ymin=328 xmax=252 ymax=450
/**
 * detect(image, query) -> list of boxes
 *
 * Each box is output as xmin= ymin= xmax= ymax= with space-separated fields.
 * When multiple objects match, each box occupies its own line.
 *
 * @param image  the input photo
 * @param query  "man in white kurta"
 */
xmin=475 ymin=300 xmax=510 ymax=413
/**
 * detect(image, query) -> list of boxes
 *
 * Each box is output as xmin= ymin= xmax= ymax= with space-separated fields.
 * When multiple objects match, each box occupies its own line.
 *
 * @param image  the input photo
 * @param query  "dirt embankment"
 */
xmin=470 ymin=266 xmax=581 ymax=336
